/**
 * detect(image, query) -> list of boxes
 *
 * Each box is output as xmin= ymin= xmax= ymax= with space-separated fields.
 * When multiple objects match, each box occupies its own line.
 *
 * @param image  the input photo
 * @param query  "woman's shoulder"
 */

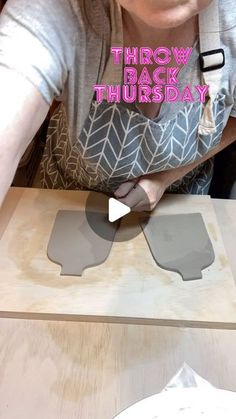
xmin=219 ymin=0 xmax=236 ymax=39
xmin=218 ymin=1 xmax=236 ymax=75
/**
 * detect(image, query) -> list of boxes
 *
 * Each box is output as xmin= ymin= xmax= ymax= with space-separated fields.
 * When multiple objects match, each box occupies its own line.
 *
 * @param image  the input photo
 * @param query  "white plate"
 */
xmin=114 ymin=388 xmax=236 ymax=418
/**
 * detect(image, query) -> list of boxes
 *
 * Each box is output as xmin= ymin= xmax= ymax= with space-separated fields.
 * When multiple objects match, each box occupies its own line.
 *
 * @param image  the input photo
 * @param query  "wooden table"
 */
xmin=0 ymin=189 xmax=236 ymax=419
xmin=1 ymin=189 xmax=235 ymax=327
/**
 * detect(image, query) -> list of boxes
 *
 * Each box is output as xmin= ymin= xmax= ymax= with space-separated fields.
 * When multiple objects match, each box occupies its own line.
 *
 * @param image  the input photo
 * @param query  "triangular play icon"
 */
xmin=108 ymin=198 xmax=131 ymax=222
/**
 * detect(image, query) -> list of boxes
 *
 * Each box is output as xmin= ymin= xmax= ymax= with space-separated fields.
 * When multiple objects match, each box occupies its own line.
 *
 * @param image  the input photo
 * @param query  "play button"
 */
xmin=85 ymin=186 xmax=151 ymax=242
xmin=108 ymin=198 xmax=131 ymax=222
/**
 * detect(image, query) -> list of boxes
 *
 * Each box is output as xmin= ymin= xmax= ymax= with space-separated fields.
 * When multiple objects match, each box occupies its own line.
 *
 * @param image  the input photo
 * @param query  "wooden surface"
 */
xmin=0 ymin=187 xmax=24 ymax=240
xmin=1 ymin=319 xmax=236 ymax=419
xmin=213 ymin=199 xmax=236 ymax=281
xmin=0 ymin=187 xmax=235 ymax=328
xmin=0 ymin=191 xmax=236 ymax=419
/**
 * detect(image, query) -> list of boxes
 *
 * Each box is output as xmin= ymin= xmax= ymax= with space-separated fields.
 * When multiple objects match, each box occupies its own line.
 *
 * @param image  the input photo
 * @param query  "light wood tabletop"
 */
xmin=0 ymin=188 xmax=235 ymax=328
xmin=0 ymin=189 xmax=235 ymax=419
xmin=1 ymin=319 xmax=236 ymax=419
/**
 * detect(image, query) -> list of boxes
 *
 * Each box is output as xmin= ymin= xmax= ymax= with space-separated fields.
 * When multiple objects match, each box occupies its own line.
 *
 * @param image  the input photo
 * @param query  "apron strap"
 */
xmin=198 ymin=0 xmax=225 ymax=135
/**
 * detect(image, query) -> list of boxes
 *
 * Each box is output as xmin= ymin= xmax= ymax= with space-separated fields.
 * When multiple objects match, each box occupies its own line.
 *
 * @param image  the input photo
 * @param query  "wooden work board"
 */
xmin=0 ymin=187 xmax=235 ymax=328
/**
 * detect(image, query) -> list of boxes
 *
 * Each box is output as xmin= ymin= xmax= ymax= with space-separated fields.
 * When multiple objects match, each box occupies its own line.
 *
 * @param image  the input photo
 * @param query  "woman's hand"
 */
xmin=114 ymin=173 xmax=168 ymax=212
xmin=114 ymin=118 xmax=236 ymax=213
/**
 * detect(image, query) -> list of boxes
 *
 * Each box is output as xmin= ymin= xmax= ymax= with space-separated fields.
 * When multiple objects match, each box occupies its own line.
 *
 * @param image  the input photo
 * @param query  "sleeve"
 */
xmin=0 ymin=0 xmax=77 ymax=105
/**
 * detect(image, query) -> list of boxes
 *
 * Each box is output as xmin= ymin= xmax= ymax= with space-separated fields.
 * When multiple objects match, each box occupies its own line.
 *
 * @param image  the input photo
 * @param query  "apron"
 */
xmin=40 ymin=0 xmax=226 ymax=195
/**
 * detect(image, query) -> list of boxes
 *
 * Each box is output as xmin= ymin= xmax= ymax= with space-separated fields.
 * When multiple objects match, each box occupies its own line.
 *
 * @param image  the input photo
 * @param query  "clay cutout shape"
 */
xmin=115 ymin=211 xmax=143 ymax=242
xmin=141 ymin=213 xmax=215 ymax=281
xmin=47 ymin=210 xmax=118 ymax=276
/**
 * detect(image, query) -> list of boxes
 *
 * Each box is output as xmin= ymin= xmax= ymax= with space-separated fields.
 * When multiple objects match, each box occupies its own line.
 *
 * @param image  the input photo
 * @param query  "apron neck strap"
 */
xmin=198 ymin=0 xmax=225 ymax=135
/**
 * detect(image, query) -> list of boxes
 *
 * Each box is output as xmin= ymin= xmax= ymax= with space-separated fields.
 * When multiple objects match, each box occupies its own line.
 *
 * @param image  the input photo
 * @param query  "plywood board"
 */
xmin=2 ymin=318 xmax=236 ymax=419
xmin=0 ymin=188 xmax=235 ymax=328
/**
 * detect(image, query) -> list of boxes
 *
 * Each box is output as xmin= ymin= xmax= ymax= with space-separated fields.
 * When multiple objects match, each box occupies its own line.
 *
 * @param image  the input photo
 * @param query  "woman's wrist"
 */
xmin=151 ymin=170 xmax=177 ymax=190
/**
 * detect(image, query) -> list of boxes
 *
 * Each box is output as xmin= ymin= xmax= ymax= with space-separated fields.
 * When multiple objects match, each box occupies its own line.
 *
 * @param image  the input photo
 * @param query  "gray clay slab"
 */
xmin=141 ymin=213 xmax=215 ymax=281
xmin=47 ymin=210 xmax=117 ymax=276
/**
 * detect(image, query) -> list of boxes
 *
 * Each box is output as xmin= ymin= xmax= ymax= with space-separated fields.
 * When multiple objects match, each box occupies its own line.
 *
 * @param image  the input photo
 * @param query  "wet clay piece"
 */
xmin=141 ymin=213 xmax=215 ymax=281
xmin=47 ymin=210 xmax=118 ymax=276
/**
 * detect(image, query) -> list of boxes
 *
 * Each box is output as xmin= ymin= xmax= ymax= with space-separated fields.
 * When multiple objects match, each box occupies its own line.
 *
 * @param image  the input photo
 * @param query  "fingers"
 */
xmin=114 ymin=179 xmax=138 ymax=198
xmin=114 ymin=175 xmax=166 ymax=213
xmin=119 ymin=183 xmax=151 ymax=212
xmin=119 ymin=177 xmax=166 ymax=212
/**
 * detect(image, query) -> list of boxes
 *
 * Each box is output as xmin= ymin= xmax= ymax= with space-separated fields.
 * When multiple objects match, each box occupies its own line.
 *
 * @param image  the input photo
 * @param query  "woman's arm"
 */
xmin=0 ymin=67 xmax=49 ymax=207
xmin=0 ymin=0 xmax=78 ymax=207
xmin=115 ymin=117 xmax=236 ymax=211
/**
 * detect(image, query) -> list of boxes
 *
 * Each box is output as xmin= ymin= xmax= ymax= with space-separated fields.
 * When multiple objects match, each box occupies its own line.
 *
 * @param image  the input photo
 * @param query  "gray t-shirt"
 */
xmin=0 ymin=0 xmax=112 ymax=141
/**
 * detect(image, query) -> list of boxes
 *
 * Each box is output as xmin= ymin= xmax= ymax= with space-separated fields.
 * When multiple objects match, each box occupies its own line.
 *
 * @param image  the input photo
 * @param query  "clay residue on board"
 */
xmin=207 ymin=222 xmax=218 ymax=242
xmin=219 ymin=254 xmax=229 ymax=269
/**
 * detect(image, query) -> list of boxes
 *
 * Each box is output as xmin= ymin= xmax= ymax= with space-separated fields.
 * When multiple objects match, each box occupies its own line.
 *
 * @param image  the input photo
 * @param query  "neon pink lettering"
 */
xmin=107 ymin=85 xmax=121 ymax=102
xmin=195 ymin=85 xmax=209 ymax=103
xmin=138 ymin=85 xmax=152 ymax=103
xmin=171 ymin=47 xmax=192 ymax=65
xmin=122 ymin=85 xmax=137 ymax=103
xmin=124 ymin=47 xmax=139 ymax=65
xmin=93 ymin=85 xmax=106 ymax=102
xmin=165 ymin=85 xmax=179 ymax=102
xmin=110 ymin=47 xmax=123 ymax=65
xmin=124 ymin=67 xmax=137 ymax=84
xmin=152 ymin=86 xmax=164 ymax=103
xmin=140 ymin=47 xmax=153 ymax=65
xmin=167 ymin=67 xmax=179 ymax=84
xmin=153 ymin=67 xmax=166 ymax=84
xmin=138 ymin=67 xmax=152 ymax=85
xmin=153 ymin=47 xmax=171 ymax=65
xmin=180 ymin=85 xmax=194 ymax=102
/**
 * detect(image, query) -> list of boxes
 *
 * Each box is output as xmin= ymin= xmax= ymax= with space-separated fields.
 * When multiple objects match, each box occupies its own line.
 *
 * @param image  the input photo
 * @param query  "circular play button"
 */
xmin=108 ymin=198 xmax=131 ymax=222
xmin=85 ymin=185 xmax=151 ymax=242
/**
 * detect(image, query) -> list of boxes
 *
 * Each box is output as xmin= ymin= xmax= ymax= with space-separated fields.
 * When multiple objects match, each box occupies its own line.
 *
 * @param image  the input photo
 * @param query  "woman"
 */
xmin=0 ymin=0 xmax=235 ymax=210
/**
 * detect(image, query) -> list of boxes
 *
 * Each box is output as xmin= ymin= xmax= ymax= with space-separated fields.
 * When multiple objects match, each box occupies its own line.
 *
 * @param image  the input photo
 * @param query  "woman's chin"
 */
xmin=139 ymin=8 xmax=195 ymax=29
